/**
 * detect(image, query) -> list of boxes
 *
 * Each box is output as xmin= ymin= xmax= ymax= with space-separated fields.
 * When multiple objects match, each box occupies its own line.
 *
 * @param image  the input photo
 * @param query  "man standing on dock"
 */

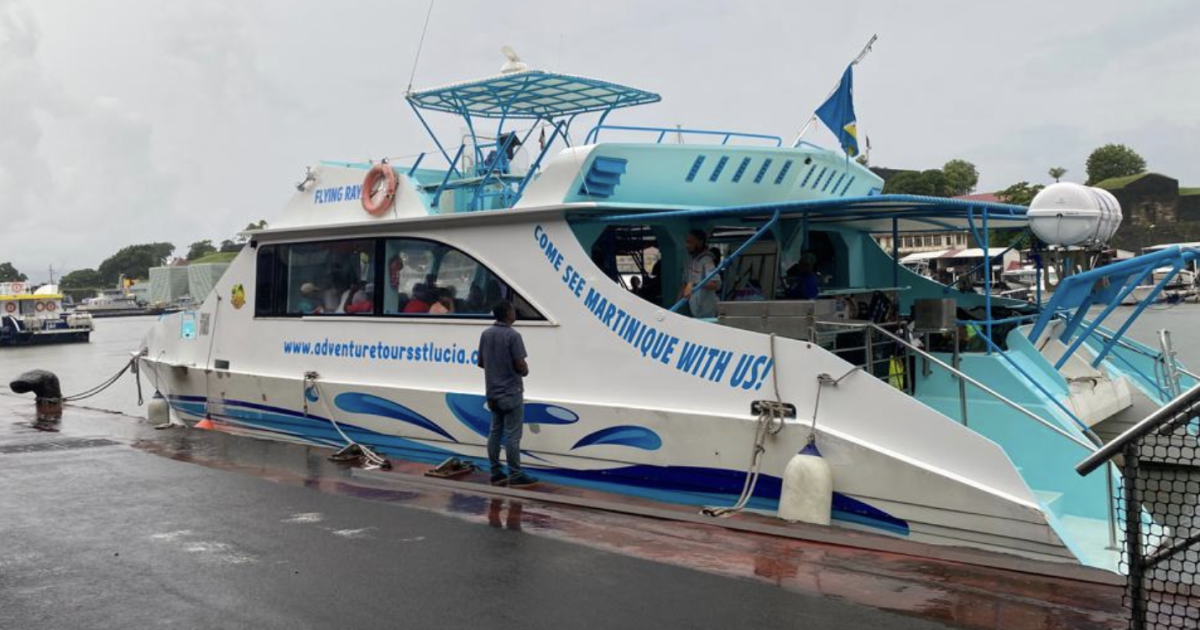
xmin=477 ymin=300 xmax=537 ymax=488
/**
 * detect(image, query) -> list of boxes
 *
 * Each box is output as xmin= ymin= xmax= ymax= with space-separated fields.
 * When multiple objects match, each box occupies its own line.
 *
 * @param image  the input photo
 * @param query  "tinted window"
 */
xmin=383 ymin=238 xmax=540 ymax=319
xmin=255 ymin=239 xmax=376 ymax=316
xmin=256 ymin=237 xmax=541 ymax=320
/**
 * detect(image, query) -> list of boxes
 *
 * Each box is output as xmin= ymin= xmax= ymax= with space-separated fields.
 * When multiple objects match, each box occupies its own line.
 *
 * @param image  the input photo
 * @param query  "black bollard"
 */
xmin=10 ymin=370 xmax=64 ymax=425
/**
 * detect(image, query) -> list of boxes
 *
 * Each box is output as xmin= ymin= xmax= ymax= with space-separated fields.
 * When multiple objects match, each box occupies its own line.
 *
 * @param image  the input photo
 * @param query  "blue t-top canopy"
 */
xmin=406 ymin=70 xmax=661 ymax=119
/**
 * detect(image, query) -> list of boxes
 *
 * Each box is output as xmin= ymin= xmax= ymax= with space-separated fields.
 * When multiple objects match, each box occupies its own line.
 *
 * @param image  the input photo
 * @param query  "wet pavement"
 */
xmin=0 ymin=393 xmax=1126 ymax=629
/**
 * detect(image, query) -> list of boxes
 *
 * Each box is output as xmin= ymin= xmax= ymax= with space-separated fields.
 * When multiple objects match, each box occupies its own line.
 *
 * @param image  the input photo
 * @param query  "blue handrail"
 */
xmin=584 ymin=124 xmax=783 ymax=147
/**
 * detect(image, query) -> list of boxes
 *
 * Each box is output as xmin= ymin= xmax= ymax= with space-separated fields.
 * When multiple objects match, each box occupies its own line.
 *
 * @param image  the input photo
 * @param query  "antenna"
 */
xmin=405 ymin=0 xmax=437 ymax=95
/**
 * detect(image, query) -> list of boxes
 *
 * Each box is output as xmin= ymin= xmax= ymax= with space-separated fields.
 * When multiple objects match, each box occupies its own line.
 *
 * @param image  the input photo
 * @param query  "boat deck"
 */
xmin=0 ymin=393 xmax=1126 ymax=629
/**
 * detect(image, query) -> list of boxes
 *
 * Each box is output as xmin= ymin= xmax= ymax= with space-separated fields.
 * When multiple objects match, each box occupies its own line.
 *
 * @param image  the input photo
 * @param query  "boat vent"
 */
xmin=579 ymin=156 xmax=628 ymax=198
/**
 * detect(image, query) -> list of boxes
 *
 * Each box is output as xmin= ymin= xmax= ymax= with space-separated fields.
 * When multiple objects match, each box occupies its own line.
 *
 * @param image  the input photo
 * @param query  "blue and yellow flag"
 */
xmin=815 ymin=65 xmax=859 ymax=157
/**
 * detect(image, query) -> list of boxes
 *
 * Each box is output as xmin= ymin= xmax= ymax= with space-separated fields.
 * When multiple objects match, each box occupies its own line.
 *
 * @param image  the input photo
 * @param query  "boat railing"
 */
xmin=817 ymin=320 xmax=1100 ymax=452
xmin=583 ymin=124 xmax=783 ymax=147
xmin=805 ymin=321 xmax=911 ymax=394
xmin=1077 ymin=382 xmax=1200 ymax=628
xmin=829 ymin=319 xmax=1120 ymax=557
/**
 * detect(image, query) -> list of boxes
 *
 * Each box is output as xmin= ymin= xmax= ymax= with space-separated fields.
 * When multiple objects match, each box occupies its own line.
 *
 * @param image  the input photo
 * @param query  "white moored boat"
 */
xmin=139 ymin=57 xmax=1200 ymax=571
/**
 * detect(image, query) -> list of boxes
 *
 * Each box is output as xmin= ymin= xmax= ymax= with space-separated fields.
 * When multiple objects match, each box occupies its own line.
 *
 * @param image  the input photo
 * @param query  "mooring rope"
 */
xmin=302 ymin=372 xmax=390 ymax=470
xmin=703 ymin=334 xmax=787 ymax=518
xmin=60 ymin=355 xmax=142 ymax=405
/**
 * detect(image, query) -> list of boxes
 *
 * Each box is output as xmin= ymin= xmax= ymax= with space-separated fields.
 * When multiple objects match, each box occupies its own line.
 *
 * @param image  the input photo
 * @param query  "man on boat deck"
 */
xmin=680 ymin=229 xmax=720 ymax=318
xmin=477 ymin=300 xmax=536 ymax=488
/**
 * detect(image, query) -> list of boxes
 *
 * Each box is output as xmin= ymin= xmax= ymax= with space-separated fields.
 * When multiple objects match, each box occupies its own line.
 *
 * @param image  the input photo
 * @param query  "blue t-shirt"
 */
xmin=479 ymin=321 xmax=527 ymax=400
xmin=787 ymin=273 xmax=820 ymax=300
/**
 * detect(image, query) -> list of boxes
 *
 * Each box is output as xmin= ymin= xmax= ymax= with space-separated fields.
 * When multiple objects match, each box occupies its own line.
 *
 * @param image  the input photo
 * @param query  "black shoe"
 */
xmin=507 ymin=472 xmax=539 ymax=488
xmin=490 ymin=472 xmax=508 ymax=486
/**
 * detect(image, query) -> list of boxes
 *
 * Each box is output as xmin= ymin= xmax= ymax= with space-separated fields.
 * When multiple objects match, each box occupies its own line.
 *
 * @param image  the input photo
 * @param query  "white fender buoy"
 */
xmin=778 ymin=442 xmax=833 ymax=525
xmin=148 ymin=391 xmax=170 ymax=424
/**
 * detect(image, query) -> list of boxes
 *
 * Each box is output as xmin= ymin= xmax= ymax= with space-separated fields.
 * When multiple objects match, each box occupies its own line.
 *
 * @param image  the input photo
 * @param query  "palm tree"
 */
xmin=1048 ymin=167 xmax=1067 ymax=182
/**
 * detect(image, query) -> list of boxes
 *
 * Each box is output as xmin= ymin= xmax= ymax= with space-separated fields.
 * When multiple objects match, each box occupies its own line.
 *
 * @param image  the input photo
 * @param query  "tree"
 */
xmin=1085 ymin=144 xmax=1146 ymax=185
xmin=186 ymin=240 xmax=217 ymax=261
xmin=59 ymin=268 xmax=104 ymax=289
xmin=1048 ymin=166 xmax=1068 ymax=182
xmin=882 ymin=169 xmax=950 ymax=197
xmin=996 ymin=181 xmax=1045 ymax=206
xmin=942 ymin=159 xmax=979 ymax=196
xmin=235 ymin=220 xmax=268 ymax=245
xmin=219 ymin=239 xmax=242 ymax=253
xmin=920 ymin=169 xmax=949 ymax=197
xmin=97 ymin=243 xmax=175 ymax=285
xmin=0 ymin=262 xmax=27 ymax=282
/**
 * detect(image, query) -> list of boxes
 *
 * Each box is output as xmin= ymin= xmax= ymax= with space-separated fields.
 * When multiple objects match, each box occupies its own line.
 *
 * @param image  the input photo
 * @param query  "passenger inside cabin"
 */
xmin=298 ymin=282 xmax=322 ymax=313
xmin=784 ymin=254 xmax=821 ymax=300
xmin=404 ymin=284 xmax=434 ymax=313
xmin=629 ymin=275 xmax=642 ymax=295
xmin=640 ymin=261 xmax=663 ymax=305
xmin=388 ymin=255 xmax=405 ymax=292
xmin=680 ymin=229 xmax=720 ymax=318
xmin=344 ymin=283 xmax=375 ymax=314
xmin=429 ymin=287 xmax=456 ymax=315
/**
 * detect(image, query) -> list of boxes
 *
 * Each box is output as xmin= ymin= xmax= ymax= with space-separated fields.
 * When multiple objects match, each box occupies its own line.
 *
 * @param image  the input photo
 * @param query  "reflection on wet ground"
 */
xmin=4 ymin=394 xmax=1126 ymax=630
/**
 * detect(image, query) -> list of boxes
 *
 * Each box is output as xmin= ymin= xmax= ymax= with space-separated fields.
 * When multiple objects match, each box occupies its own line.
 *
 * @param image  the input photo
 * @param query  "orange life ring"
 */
xmin=361 ymin=164 xmax=398 ymax=216
xmin=35 ymin=302 xmax=45 ymax=312
xmin=46 ymin=302 xmax=57 ymax=312
xmin=3 ymin=302 xmax=14 ymax=313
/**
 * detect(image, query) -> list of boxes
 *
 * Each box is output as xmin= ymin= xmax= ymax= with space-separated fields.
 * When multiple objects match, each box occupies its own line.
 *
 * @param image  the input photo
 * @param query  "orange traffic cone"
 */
xmin=195 ymin=415 xmax=215 ymax=430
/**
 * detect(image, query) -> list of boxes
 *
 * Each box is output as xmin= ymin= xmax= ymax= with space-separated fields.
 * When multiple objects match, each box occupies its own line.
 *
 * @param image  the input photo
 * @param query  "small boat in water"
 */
xmin=139 ymin=55 xmax=1200 ymax=572
xmin=0 ymin=282 xmax=93 ymax=346
xmin=79 ymin=288 xmax=165 ymax=318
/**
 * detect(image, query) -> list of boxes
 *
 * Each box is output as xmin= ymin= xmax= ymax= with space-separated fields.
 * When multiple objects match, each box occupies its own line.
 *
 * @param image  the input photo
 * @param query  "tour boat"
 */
xmin=138 ymin=58 xmax=1200 ymax=571
xmin=1 ymin=282 xmax=93 ymax=346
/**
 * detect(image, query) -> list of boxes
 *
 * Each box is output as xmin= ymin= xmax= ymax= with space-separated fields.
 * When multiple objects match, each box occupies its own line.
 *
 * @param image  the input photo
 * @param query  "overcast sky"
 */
xmin=2 ymin=0 xmax=1197 ymax=282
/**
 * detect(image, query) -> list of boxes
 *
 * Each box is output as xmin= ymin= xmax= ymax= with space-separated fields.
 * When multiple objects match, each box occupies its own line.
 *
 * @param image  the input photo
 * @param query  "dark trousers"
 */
xmin=487 ymin=394 xmax=523 ymax=475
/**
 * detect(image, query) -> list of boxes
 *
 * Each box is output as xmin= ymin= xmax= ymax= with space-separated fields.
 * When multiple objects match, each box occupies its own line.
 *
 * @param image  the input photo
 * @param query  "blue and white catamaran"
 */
xmin=139 ymin=54 xmax=1199 ymax=571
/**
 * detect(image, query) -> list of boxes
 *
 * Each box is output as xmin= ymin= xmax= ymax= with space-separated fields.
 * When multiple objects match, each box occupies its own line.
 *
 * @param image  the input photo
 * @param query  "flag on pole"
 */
xmin=815 ymin=65 xmax=859 ymax=157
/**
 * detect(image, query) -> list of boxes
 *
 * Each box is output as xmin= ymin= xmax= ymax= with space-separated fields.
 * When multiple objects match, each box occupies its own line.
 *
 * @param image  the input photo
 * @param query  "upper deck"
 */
xmin=271 ymin=63 xmax=894 ymax=232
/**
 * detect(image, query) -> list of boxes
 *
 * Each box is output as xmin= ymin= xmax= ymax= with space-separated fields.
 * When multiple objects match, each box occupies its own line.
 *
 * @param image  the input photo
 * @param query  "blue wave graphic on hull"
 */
xmin=168 ymin=395 xmax=909 ymax=537
xmin=334 ymin=392 xmax=457 ymax=442
xmin=446 ymin=393 xmax=580 ymax=438
xmin=572 ymin=425 xmax=662 ymax=451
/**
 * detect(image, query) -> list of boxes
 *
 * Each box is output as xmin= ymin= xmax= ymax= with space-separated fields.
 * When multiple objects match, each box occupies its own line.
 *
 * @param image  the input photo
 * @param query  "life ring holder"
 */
xmin=46 ymin=302 xmax=57 ymax=312
xmin=35 ymin=302 xmax=45 ymax=312
xmin=361 ymin=163 xmax=398 ymax=216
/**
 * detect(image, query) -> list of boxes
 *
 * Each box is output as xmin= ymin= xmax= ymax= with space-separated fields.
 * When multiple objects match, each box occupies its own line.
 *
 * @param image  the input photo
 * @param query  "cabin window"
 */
xmin=256 ymin=237 xmax=541 ymax=320
xmin=383 ymin=238 xmax=540 ymax=319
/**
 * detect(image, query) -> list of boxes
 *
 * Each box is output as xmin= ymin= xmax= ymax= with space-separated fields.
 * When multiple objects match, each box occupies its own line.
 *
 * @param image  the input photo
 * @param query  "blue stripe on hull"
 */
xmin=168 ymin=395 xmax=909 ymax=536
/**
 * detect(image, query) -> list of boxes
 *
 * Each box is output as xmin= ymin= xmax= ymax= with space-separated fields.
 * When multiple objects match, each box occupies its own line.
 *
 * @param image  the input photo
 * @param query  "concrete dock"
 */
xmin=0 ymin=393 xmax=1125 ymax=629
